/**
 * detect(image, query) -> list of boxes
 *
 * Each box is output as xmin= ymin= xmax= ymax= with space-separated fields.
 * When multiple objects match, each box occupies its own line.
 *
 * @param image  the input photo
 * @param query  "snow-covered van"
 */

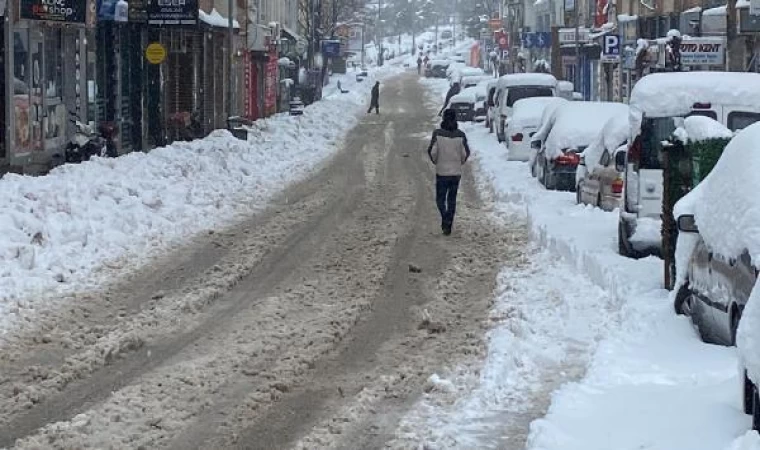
xmin=448 ymin=85 xmax=487 ymax=122
xmin=617 ymin=72 xmax=760 ymax=258
xmin=495 ymin=73 xmax=558 ymax=143
xmin=532 ymin=101 xmax=629 ymax=191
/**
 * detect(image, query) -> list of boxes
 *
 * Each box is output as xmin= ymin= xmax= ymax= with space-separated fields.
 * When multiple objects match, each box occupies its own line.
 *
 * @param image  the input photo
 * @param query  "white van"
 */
xmin=495 ymin=73 xmax=558 ymax=143
xmin=617 ymin=72 xmax=760 ymax=258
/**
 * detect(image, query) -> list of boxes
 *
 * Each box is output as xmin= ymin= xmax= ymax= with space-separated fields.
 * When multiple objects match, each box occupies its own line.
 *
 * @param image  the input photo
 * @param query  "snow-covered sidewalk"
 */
xmin=0 ymin=64 xmax=403 ymax=335
xmin=402 ymin=79 xmax=760 ymax=449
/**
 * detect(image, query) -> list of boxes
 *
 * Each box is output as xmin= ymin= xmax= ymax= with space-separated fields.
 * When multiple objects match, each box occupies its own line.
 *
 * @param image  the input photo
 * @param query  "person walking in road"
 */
xmin=368 ymin=81 xmax=380 ymax=114
xmin=427 ymin=109 xmax=471 ymax=235
xmin=438 ymin=82 xmax=460 ymax=116
xmin=417 ymin=55 xmax=423 ymax=75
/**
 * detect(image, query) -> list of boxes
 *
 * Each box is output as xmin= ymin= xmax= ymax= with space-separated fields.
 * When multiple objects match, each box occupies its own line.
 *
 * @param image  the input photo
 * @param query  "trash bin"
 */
xmin=227 ymin=116 xmax=252 ymax=140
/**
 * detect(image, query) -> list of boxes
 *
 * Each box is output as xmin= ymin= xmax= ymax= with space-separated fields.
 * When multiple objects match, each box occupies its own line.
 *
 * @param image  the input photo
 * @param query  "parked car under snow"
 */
xmin=669 ymin=121 xmax=760 ymax=433
xmin=448 ymin=85 xmax=487 ymax=122
xmin=576 ymin=111 xmax=629 ymax=211
xmin=531 ymin=101 xmax=629 ymax=191
xmin=505 ymin=97 xmax=566 ymax=162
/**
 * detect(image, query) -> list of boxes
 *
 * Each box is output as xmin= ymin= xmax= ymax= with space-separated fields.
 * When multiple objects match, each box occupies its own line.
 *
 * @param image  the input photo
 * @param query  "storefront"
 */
xmin=1 ymin=2 xmax=7 ymax=170
xmin=7 ymin=0 xmax=89 ymax=173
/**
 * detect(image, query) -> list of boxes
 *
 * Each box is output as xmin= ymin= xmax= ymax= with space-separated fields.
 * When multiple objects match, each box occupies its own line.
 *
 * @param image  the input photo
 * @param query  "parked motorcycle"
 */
xmin=64 ymin=113 xmax=118 ymax=163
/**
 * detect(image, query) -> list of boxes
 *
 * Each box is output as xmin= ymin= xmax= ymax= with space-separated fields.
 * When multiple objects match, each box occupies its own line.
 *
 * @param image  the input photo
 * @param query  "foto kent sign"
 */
xmin=145 ymin=42 xmax=167 ymax=64
xmin=21 ymin=0 xmax=87 ymax=22
xmin=601 ymin=34 xmax=621 ymax=62
xmin=678 ymin=37 xmax=725 ymax=66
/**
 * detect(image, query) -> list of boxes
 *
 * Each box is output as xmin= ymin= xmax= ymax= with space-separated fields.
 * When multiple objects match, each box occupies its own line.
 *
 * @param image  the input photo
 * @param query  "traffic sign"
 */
xmin=521 ymin=32 xmax=551 ymax=49
xmin=145 ymin=42 xmax=167 ymax=65
xmin=601 ymin=34 xmax=621 ymax=62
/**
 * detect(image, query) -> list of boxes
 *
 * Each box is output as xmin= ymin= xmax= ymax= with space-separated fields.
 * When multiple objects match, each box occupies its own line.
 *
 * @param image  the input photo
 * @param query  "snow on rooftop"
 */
xmin=542 ymin=102 xmax=630 ymax=158
xmin=629 ymin=72 xmax=760 ymax=133
xmin=703 ymin=5 xmax=726 ymax=15
xmin=683 ymin=6 xmax=702 ymax=12
xmin=199 ymin=8 xmax=240 ymax=29
xmin=617 ymin=14 xmax=638 ymax=21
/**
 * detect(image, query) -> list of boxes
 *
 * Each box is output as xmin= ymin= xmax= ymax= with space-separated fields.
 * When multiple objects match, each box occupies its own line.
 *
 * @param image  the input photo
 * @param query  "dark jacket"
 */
xmin=371 ymin=83 xmax=380 ymax=104
xmin=427 ymin=126 xmax=471 ymax=176
xmin=441 ymin=83 xmax=461 ymax=113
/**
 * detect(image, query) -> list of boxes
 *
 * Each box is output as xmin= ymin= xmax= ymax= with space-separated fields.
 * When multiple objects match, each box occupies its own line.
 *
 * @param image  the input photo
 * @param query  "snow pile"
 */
xmin=498 ymin=73 xmax=558 ymax=88
xmin=0 ymin=65 xmax=401 ymax=333
xmin=537 ymin=102 xmax=629 ymax=159
xmin=671 ymin=123 xmax=760 ymax=392
xmin=676 ymin=115 xmax=733 ymax=142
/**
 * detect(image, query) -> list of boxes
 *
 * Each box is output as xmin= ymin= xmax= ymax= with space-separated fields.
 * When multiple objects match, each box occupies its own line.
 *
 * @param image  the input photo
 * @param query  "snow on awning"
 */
xmin=589 ymin=23 xmax=617 ymax=39
xmin=281 ymin=26 xmax=303 ymax=42
xmin=199 ymin=9 xmax=240 ymax=29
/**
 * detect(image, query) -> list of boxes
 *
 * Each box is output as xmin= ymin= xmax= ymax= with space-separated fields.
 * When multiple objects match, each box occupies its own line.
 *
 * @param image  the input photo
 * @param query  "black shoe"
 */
xmin=443 ymin=225 xmax=452 ymax=236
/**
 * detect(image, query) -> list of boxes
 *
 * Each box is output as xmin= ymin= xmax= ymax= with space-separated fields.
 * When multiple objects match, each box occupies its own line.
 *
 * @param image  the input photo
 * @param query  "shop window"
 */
xmin=44 ymin=30 xmax=66 ymax=146
xmin=13 ymin=29 xmax=36 ymax=154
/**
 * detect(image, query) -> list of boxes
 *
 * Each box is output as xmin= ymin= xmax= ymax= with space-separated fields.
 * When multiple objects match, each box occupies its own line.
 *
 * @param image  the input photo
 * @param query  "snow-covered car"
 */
xmin=485 ymin=78 xmax=499 ymax=132
xmin=557 ymin=80 xmax=574 ymax=100
xmin=495 ymin=73 xmax=558 ymax=143
xmin=667 ymin=122 xmax=760 ymax=432
xmin=532 ymin=101 xmax=629 ymax=191
xmin=426 ymin=60 xmax=450 ymax=78
xmin=448 ymin=85 xmax=487 ymax=122
xmin=450 ymin=67 xmax=485 ymax=86
xmin=619 ymin=72 xmax=760 ymax=259
xmin=460 ymin=74 xmax=491 ymax=89
xmin=576 ymin=111 xmax=629 ymax=210
xmin=529 ymin=98 xmax=567 ymax=177
xmin=505 ymin=97 xmax=566 ymax=162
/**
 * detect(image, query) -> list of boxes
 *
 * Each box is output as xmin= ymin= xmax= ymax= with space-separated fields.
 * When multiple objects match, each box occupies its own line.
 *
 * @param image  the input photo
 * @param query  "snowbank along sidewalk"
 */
xmin=0 ymin=64 xmax=402 ymax=336
xmin=401 ymin=78 xmax=760 ymax=450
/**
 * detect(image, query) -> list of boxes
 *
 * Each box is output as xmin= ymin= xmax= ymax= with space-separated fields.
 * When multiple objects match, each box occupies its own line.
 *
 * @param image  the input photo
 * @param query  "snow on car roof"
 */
xmin=497 ymin=73 xmax=558 ymax=89
xmin=429 ymin=59 xmax=450 ymax=66
xmin=675 ymin=115 xmax=733 ymax=143
xmin=461 ymin=75 xmax=490 ymax=84
xmin=450 ymin=86 xmax=482 ymax=104
xmin=542 ymin=102 xmax=630 ymax=158
xmin=511 ymin=97 xmax=567 ymax=128
xmin=580 ymin=110 xmax=630 ymax=176
xmin=629 ymin=72 xmax=760 ymax=118
xmin=669 ymin=122 xmax=760 ymax=388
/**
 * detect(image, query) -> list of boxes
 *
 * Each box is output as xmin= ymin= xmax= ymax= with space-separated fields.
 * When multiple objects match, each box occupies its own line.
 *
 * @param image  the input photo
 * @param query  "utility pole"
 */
xmin=726 ymin=0 xmax=743 ymax=71
xmin=361 ymin=21 xmax=366 ymax=67
xmin=574 ymin=2 xmax=580 ymax=92
xmin=227 ymin=0 xmax=234 ymax=120
xmin=378 ymin=0 xmax=383 ymax=66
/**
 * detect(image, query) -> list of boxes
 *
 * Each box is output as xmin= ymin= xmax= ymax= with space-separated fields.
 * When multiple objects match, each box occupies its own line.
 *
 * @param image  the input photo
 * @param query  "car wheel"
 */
xmin=576 ymin=184 xmax=583 ymax=204
xmin=745 ymin=371 xmax=754 ymax=415
xmin=597 ymin=193 xmax=603 ymax=209
xmin=531 ymin=158 xmax=537 ymax=177
xmin=489 ymin=119 xmax=494 ymax=134
xmin=618 ymin=221 xmax=632 ymax=257
xmin=542 ymin=162 xmax=553 ymax=189
xmin=674 ymin=283 xmax=692 ymax=316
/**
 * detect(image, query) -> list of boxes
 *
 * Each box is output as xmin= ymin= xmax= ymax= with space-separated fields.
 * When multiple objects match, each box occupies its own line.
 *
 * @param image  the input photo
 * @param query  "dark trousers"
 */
xmin=367 ymin=101 xmax=379 ymax=114
xmin=436 ymin=175 xmax=461 ymax=227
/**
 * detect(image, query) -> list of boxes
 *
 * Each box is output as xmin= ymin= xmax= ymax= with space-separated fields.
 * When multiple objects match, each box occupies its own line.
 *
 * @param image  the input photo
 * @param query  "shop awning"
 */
xmin=281 ymin=26 xmax=303 ymax=42
xmin=199 ymin=8 xmax=240 ymax=29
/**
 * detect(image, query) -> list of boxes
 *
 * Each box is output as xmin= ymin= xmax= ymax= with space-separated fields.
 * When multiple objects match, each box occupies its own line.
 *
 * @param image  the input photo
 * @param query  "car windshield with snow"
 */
xmin=532 ymin=101 xmax=629 ymax=192
xmin=620 ymin=72 xmax=760 ymax=259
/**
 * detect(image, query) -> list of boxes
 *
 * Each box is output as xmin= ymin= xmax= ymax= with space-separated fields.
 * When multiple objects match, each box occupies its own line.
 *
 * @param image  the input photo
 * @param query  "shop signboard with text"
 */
xmin=264 ymin=45 xmax=278 ymax=116
xmin=147 ymin=0 xmax=197 ymax=25
xmin=21 ymin=0 xmax=87 ymax=23
xmin=679 ymin=37 xmax=725 ymax=66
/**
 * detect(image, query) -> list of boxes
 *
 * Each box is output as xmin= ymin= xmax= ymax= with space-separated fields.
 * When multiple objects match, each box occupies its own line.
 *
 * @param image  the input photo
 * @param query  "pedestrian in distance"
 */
xmin=427 ymin=109 xmax=471 ymax=236
xmin=367 ymin=81 xmax=380 ymax=114
xmin=439 ymin=81 xmax=460 ymax=116
xmin=417 ymin=55 xmax=423 ymax=75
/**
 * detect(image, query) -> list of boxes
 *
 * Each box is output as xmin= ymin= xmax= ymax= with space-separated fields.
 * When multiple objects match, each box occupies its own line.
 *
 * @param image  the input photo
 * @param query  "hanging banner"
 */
xmin=146 ymin=0 xmax=197 ymax=25
xmin=264 ymin=46 xmax=278 ymax=115
xmin=21 ymin=0 xmax=87 ymax=23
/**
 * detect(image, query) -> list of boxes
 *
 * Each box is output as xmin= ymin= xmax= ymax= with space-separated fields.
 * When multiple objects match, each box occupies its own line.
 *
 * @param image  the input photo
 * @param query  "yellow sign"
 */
xmin=145 ymin=43 xmax=167 ymax=65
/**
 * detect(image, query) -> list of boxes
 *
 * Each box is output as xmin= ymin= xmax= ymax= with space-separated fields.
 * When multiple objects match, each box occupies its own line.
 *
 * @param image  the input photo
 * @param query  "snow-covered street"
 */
xmin=2 ymin=61 xmax=760 ymax=449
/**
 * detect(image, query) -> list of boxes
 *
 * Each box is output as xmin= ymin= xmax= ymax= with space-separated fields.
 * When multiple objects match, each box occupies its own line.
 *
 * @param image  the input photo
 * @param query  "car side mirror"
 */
xmin=677 ymin=214 xmax=699 ymax=233
xmin=531 ymin=140 xmax=541 ymax=150
xmin=615 ymin=151 xmax=626 ymax=172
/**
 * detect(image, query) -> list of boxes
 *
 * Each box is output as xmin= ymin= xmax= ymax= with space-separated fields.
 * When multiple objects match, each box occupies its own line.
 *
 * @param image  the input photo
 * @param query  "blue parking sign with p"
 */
xmin=602 ymin=35 xmax=620 ymax=62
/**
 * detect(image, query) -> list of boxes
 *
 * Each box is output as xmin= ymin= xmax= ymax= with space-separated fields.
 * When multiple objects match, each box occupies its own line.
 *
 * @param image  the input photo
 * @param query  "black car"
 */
xmin=674 ymin=214 xmax=760 ymax=431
